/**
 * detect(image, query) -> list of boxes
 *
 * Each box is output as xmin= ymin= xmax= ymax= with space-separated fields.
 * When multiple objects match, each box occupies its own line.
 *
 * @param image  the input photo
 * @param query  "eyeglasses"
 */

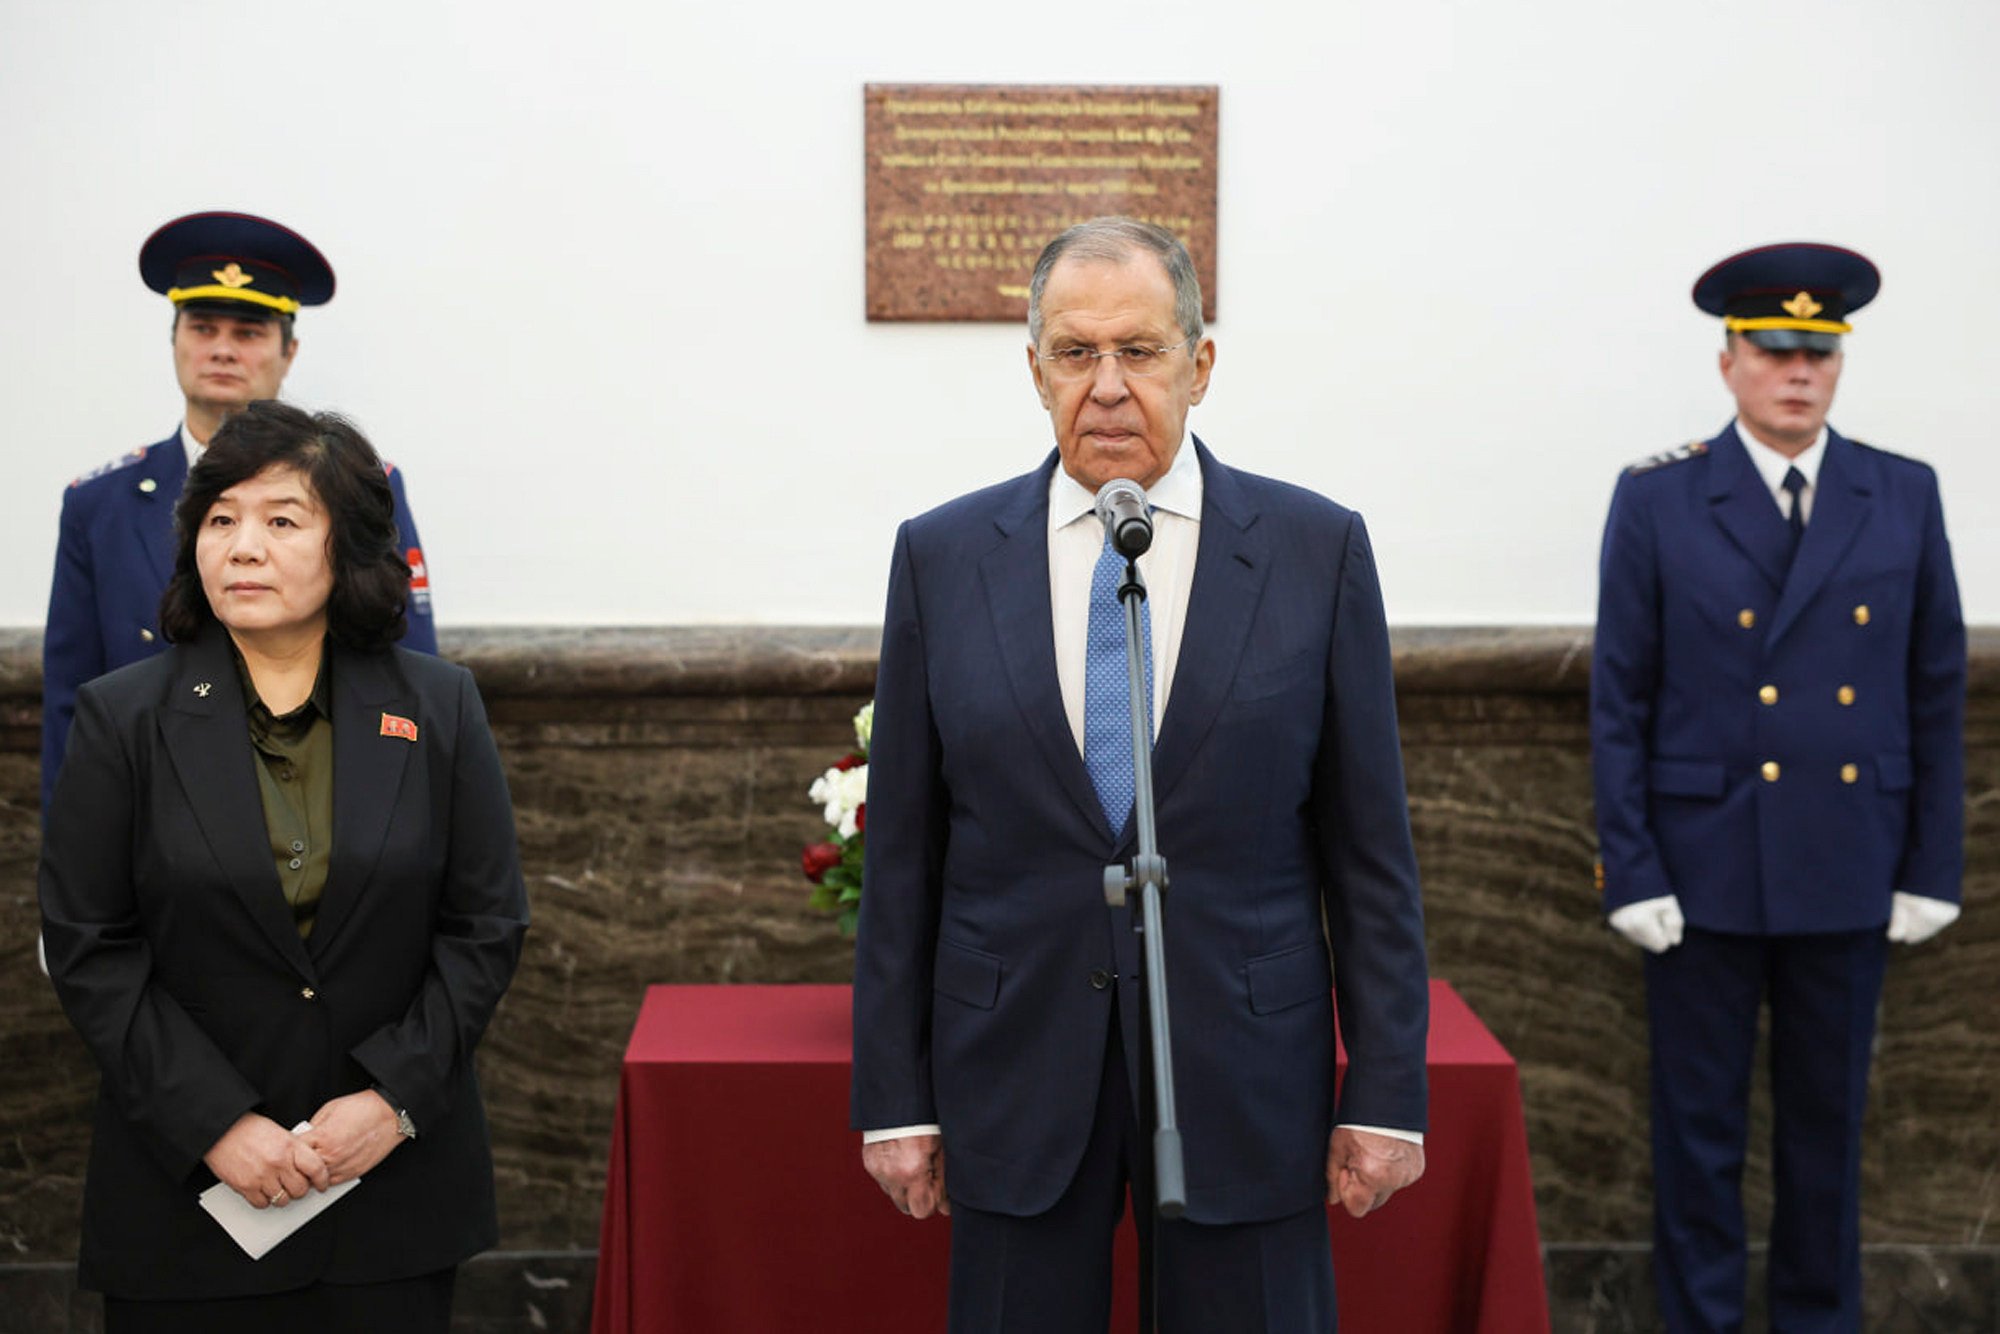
xmin=1036 ymin=337 xmax=1194 ymax=380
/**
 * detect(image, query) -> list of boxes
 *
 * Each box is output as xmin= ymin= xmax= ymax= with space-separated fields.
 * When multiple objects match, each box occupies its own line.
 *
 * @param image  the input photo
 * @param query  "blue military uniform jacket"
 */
xmin=1591 ymin=422 xmax=1965 ymax=935
xmin=42 ymin=429 xmax=437 ymax=812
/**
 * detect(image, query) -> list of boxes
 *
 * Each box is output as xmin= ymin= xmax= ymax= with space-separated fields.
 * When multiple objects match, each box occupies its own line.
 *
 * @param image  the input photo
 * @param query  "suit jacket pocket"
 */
xmin=1245 ymin=941 xmax=1331 ymax=1015
xmin=934 ymin=939 xmax=1002 ymax=1010
xmin=1231 ymin=649 xmax=1320 ymax=702
xmin=1876 ymin=753 xmax=1913 ymax=792
xmin=1648 ymin=758 xmax=1725 ymax=799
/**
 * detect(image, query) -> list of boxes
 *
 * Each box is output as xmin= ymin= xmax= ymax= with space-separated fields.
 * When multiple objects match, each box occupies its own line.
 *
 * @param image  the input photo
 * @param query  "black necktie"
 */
xmin=1781 ymin=466 xmax=1807 ymax=557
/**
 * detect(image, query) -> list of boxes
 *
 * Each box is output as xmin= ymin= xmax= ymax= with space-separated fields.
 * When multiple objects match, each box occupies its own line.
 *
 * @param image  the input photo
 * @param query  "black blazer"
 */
xmin=40 ymin=625 xmax=529 ymax=1299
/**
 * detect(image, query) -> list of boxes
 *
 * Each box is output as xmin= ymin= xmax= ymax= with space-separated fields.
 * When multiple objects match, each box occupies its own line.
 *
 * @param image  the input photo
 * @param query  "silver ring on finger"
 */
xmin=269 ymin=1191 xmax=287 ymax=1205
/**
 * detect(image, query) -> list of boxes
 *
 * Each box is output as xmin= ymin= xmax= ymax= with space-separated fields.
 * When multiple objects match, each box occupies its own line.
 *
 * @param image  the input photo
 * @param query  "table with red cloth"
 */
xmin=591 ymin=981 xmax=1548 ymax=1333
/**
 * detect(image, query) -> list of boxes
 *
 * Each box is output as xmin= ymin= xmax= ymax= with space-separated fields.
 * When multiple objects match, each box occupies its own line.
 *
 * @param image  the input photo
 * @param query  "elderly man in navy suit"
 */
xmin=851 ymin=218 xmax=1430 ymax=1332
xmin=41 ymin=211 xmax=436 ymax=816
xmin=1592 ymin=242 xmax=1966 ymax=1331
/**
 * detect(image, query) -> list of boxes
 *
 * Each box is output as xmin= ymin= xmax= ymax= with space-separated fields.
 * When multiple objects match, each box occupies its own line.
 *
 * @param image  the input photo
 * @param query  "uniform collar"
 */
xmin=1735 ymin=417 xmax=1827 ymax=495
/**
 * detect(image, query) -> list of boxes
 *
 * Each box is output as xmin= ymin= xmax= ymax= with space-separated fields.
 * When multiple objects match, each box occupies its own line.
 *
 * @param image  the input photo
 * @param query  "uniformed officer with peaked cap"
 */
xmin=41 ymin=211 xmax=437 ymax=816
xmin=1591 ymin=241 xmax=1966 ymax=1330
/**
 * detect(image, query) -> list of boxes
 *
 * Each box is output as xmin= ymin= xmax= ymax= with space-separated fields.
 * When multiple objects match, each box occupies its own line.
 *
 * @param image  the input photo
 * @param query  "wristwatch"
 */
xmin=373 ymin=1085 xmax=419 ymax=1140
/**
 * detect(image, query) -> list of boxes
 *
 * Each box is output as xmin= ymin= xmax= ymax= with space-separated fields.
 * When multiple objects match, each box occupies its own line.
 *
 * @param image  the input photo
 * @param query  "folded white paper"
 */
xmin=195 ymin=1123 xmax=360 ymax=1259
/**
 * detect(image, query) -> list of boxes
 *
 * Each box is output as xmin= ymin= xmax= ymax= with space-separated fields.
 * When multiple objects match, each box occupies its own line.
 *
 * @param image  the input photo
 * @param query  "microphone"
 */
xmin=1094 ymin=478 xmax=1153 ymax=559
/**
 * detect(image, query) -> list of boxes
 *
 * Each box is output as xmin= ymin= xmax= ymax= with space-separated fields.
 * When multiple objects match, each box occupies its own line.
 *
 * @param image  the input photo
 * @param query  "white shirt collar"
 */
xmin=180 ymin=419 xmax=207 ymax=470
xmin=1736 ymin=418 xmax=1827 ymax=495
xmin=1048 ymin=433 xmax=1204 ymax=528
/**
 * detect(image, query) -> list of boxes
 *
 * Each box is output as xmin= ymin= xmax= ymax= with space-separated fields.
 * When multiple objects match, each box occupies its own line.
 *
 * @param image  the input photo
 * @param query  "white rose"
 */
xmin=854 ymin=701 xmax=874 ymax=753
xmin=809 ymin=763 xmax=870 ymax=839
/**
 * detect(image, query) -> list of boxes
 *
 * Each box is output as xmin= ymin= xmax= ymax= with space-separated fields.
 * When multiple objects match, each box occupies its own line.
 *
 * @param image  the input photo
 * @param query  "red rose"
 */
xmin=853 ymin=803 xmax=866 ymax=834
xmin=833 ymin=753 xmax=864 ymax=772
xmin=801 ymin=842 xmax=843 ymax=883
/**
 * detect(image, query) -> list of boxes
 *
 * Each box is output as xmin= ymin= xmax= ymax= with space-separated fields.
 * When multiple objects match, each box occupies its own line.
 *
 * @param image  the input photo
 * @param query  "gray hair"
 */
xmin=1027 ymin=217 xmax=1205 ymax=347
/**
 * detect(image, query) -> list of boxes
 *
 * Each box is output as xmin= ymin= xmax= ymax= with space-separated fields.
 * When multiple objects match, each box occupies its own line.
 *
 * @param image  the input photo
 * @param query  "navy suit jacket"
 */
xmin=1591 ymin=423 xmax=1966 ymax=934
xmin=38 ymin=626 xmax=528 ymax=1299
xmin=850 ymin=440 xmax=1430 ymax=1226
xmin=41 ymin=430 xmax=437 ymax=812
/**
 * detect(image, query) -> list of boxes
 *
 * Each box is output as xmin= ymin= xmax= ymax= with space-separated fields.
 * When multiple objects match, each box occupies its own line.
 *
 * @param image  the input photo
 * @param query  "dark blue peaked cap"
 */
xmin=1692 ymin=242 xmax=1880 ymax=351
xmin=139 ymin=211 xmax=335 ymax=316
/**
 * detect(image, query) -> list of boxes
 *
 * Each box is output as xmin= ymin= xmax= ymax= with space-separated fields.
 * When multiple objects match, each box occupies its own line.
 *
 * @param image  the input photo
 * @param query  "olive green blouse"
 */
xmin=234 ymin=647 xmax=334 ymax=937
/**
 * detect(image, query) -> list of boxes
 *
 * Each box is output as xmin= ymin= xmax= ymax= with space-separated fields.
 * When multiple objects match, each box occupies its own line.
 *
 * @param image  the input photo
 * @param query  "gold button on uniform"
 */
xmin=139 ymin=628 xmax=154 ymax=642
xmin=300 ymin=986 xmax=317 ymax=1001
xmin=1837 ymin=685 xmax=1856 ymax=706
xmin=1853 ymin=605 xmax=1870 ymax=625
xmin=1738 ymin=609 xmax=1756 ymax=629
xmin=1758 ymin=685 xmax=1778 ymax=705
xmin=1840 ymin=764 xmax=1859 ymax=784
xmin=1761 ymin=761 xmax=1780 ymax=782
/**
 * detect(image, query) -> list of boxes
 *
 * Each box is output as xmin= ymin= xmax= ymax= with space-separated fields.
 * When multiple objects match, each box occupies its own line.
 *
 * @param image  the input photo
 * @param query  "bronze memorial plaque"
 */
xmin=864 ymin=83 xmax=1219 ymax=323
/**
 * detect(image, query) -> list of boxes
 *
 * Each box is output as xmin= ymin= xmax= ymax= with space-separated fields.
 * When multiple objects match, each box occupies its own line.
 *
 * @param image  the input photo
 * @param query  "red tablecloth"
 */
xmin=591 ymin=981 xmax=1548 ymax=1333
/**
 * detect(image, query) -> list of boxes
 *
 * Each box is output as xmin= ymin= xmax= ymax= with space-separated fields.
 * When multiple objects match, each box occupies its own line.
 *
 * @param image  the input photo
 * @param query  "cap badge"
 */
xmin=211 ymin=262 xmax=256 ymax=289
xmin=1781 ymin=291 xmax=1823 ymax=319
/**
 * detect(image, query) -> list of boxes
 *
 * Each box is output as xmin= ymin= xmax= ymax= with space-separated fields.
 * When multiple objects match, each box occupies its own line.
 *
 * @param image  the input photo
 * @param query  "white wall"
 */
xmin=4 ymin=0 xmax=1995 ymax=627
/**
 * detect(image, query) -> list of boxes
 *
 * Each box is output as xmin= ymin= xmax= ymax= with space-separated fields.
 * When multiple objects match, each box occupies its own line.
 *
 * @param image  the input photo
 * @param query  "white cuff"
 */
xmin=862 ymin=1123 xmax=941 ymax=1144
xmin=1340 ymin=1123 xmax=1424 ymax=1146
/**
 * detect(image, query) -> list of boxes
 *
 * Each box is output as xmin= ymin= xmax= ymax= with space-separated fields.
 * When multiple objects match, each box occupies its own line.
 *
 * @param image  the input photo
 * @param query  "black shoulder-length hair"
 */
xmin=160 ymin=400 xmax=410 ymax=650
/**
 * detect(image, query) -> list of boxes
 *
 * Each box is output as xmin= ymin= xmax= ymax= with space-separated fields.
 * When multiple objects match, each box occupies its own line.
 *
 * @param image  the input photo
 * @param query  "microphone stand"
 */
xmin=1100 ymin=554 xmax=1185 ymax=1334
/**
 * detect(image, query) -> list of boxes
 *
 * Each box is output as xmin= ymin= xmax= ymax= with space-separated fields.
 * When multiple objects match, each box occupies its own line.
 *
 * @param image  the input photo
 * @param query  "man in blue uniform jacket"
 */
xmin=42 ymin=211 xmax=436 ymax=814
xmin=852 ymin=219 xmax=1430 ymax=1332
xmin=1591 ymin=242 xmax=1966 ymax=1332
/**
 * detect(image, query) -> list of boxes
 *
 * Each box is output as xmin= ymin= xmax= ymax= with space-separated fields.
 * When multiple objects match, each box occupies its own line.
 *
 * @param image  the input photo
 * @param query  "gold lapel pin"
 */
xmin=193 ymin=682 xmax=212 ymax=697
xmin=138 ymin=478 xmax=158 ymax=493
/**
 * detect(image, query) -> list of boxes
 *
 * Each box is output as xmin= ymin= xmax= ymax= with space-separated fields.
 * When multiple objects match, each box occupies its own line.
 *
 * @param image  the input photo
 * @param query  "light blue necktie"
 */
xmin=1083 ymin=531 xmax=1154 ymax=834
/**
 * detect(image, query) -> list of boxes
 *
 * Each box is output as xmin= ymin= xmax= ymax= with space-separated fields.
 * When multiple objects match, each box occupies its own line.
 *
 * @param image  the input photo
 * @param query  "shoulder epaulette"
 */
xmin=1625 ymin=440 xmax=1709 ymax=476
xmin=68 ymin=444 xmax=154 ymax=489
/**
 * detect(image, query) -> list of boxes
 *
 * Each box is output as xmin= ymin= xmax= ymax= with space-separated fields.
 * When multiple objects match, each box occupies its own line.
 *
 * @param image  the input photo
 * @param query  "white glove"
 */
xmin=1886 ymin=892 xmax=1960 ymax=945
xmin=1608 ymin=895 xmax=1685 ymax=954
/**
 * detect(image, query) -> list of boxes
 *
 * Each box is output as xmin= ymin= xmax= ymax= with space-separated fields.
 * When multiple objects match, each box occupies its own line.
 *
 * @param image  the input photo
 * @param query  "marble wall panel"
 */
xmin=2 ymin=626 xmax=1996 ymax=1301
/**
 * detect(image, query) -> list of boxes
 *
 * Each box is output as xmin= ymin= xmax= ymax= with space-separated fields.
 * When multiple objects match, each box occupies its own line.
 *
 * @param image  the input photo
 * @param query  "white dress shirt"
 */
xmin=866 ymin=438 xmax=1420 ymax=1148
xmin=1048 ymin=434 xmax=1202 ymax=749
xmin=1736 ymin=419 xmax=1825 ymax=525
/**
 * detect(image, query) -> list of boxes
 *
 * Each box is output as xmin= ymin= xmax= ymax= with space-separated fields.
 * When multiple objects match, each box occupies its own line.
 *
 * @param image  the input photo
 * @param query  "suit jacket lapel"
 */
xmin=1768 ymin=430 xmax=1873 ymax=649
xmin=137 ymin=434 xmax=187 ymax=587
xmin=1149 ymin=440 xmax=1269 ymax=817
xmin=158 ymin=627 xmax=316 ymax=978
xmin=979 ymin=457 xmax=1115 ymax=842
xmin=310 ymin=646 xmax=416 ymax=957
xmin=1704 ymin=425 xmax=1792 ymax=594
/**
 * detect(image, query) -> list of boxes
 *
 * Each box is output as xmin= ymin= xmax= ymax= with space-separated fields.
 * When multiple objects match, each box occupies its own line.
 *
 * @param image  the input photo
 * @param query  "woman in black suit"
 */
xmin=40 ymin=401 xmax=529 ymax=1333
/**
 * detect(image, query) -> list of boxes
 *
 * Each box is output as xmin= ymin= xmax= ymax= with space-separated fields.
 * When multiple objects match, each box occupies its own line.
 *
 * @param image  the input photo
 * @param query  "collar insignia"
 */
xmin=1781 ymin=290 xmax=1823 ymax=319
xmin=211 ymin=262 xmax=255 ymax=289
